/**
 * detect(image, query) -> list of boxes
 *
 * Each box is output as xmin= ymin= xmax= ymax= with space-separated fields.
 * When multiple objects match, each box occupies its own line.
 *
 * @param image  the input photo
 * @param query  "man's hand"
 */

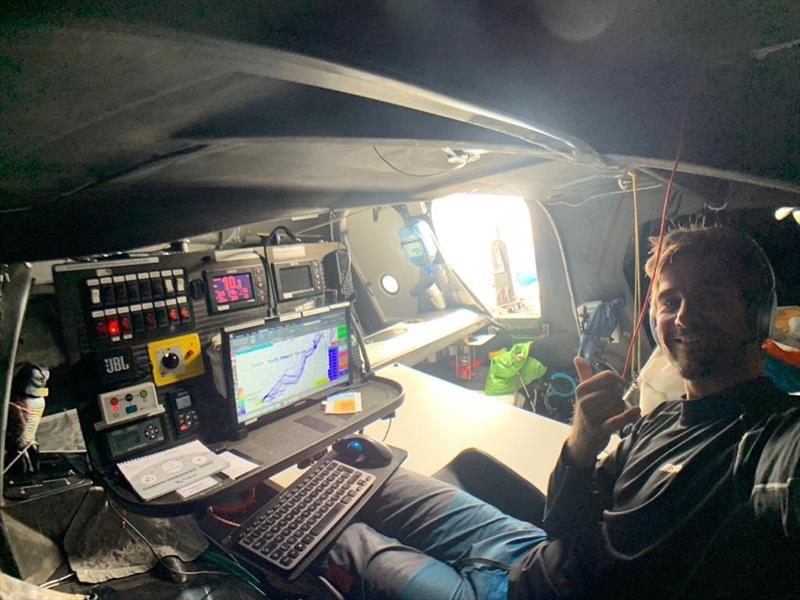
xmin=565 ymin=357 xmax=641 ymax=468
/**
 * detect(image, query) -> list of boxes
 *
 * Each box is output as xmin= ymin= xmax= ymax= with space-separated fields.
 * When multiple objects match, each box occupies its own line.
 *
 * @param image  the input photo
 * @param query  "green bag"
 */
xmin=484 ymin=341 xmax=547 ymax=395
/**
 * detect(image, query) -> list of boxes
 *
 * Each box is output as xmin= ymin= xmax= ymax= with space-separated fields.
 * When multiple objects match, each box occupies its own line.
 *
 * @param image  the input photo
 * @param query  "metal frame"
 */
xmin=0 ymin=262 xmax=34 ymax=504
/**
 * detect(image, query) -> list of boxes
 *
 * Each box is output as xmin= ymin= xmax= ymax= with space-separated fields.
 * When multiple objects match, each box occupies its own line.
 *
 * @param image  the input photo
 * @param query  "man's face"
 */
xmin=654 ymin=252 xmax=755 ymax=383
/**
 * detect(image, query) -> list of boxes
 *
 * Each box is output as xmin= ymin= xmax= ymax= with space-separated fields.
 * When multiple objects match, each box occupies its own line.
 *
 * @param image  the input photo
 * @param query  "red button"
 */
xmin=119 ymin=315 xmax=132 ymax=333
xmin=179 ymin=305 xmax=191 ymax=322
xmin=110 ymin=397 xmax=119 ymax=405
xmin=107 ymin=318 xmax=120 ymax=337
xmin=168 ymin=307 xmax=179 ymax=323
xmin=95 ymin=318 xmax=108 ymax=338
xmin=144 ymin=311 xmax=157 ymax=329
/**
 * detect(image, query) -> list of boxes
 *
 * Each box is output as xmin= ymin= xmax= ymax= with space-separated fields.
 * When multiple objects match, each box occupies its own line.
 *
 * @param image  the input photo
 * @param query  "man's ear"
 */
xmin=649 ymin=303 xmax=661 ymax=348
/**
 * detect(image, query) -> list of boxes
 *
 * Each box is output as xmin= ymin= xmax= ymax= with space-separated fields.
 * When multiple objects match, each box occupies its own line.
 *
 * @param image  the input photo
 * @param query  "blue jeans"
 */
xmin=320 ymin=469 xmax=548 ymax=599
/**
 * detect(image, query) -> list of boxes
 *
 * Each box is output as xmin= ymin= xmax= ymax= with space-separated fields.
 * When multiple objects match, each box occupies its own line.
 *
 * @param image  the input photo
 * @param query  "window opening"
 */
xmin=431 ymin=194 xmax=541 ymax=317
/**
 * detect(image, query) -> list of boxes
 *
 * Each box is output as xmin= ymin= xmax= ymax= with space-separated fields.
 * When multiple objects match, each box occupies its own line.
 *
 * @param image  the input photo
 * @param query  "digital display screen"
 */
xmin=227 ymin=309 xmax=350 ymax=425
xmin=107 ymin=426 xmax=141 ymax=457
xmin=175 ymin=393 xmax=192 ymax=411
xmin=279 ymin=266 xmax=313 ymax=293
xmin=111 ymin=428 xmax=140 ymax=448
xmin=213 ymin=273 xmax=254 ymax=305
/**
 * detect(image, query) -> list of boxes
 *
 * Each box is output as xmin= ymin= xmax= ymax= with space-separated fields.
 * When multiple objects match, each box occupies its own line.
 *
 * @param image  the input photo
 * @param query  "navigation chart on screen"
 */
xmin=229 ymin=311 xmax=350 ymax=423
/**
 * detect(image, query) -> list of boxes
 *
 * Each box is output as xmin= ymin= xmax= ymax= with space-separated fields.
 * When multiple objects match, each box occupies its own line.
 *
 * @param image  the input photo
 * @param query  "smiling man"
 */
xmin=323 ymin=226 xmax=800 ymax=600
xmin=515 ymin=226 xmax=800 ymax=599
xmin=653 ymin=230 xmax=770 ymax=397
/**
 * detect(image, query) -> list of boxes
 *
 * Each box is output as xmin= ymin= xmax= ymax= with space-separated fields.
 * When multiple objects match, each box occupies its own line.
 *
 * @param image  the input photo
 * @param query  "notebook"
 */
xmin=117 ymin=440 xmax=229 ymax=501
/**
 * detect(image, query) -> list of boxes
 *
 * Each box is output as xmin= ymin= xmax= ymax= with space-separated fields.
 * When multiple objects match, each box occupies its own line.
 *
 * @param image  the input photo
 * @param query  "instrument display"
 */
xmin=212 ymin=273 xmax=255 ymax=306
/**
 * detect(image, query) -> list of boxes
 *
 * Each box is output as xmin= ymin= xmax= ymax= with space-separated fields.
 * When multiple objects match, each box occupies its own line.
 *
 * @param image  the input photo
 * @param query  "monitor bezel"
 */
xmin=221 ymin=304 xmax=353 ymax=432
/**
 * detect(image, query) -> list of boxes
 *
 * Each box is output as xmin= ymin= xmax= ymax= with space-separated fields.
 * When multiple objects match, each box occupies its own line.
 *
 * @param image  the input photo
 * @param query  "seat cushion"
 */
xmin=432 ymin=448 xmax=546 ymax=527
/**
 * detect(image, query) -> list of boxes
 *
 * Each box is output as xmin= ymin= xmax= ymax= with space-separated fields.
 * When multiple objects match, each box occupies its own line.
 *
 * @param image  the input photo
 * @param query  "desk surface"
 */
xmin=274 ymin=364 xmax=571 ymax=495
xmin=365 ymin=309 xmax=487 ymax=369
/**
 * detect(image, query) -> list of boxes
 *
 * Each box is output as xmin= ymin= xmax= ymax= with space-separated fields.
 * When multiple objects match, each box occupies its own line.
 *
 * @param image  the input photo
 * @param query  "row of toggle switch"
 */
xmin=91 ymin=296 xmax=191 ymax=342
xmin=86 ymin=269 xmax=186 ymax=309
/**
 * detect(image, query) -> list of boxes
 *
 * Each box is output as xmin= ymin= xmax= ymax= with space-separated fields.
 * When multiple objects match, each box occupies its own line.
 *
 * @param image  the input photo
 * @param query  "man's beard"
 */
xmin=667 ymin=337 xmax=752 ymax=383
xmin=673 ymin=355 xmax=722 ymax=381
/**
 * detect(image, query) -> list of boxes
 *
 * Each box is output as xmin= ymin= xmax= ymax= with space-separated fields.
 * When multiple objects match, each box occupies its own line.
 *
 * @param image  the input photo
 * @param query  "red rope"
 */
xmin=621 ymin=109 xmax=690 ymax=382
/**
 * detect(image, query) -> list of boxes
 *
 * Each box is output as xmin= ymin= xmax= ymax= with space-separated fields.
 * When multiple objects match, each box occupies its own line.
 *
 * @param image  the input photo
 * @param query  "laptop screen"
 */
xmin=224 ymin=307 xmax=351 ymax=425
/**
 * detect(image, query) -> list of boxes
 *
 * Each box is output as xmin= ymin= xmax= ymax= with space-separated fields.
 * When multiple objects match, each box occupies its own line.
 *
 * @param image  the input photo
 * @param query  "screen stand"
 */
xmin=231 ymin=426 xmax=248 ymax=441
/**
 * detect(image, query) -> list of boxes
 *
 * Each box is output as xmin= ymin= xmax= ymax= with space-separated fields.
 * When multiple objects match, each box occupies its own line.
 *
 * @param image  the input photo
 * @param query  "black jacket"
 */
xmin=509 ymin=378 xmax=800 ymax=599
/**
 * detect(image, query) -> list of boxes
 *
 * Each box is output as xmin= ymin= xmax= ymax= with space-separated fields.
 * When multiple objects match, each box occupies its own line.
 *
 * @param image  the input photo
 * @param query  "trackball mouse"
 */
xmin=332 ymin=434 xmax=393 ymax=468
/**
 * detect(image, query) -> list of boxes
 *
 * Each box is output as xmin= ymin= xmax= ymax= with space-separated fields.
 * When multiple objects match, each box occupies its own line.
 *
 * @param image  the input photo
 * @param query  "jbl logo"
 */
xmin=103 ymin=355 xmax=131 ymax=374
xmin=97 ymin=348 xmax=135 ymax=385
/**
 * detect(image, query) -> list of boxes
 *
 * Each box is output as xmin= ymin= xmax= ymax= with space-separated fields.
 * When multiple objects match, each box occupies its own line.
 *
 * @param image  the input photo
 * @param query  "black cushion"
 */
xmin=432 ymin=448 xmax=546 ymax=527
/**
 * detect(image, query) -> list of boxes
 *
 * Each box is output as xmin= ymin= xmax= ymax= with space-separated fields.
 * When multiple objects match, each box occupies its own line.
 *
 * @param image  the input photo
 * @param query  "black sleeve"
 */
xmin=542 ymin=433 xmax=631 ymax=536
xmin=508 ymin=427 xmax=638 ymax=600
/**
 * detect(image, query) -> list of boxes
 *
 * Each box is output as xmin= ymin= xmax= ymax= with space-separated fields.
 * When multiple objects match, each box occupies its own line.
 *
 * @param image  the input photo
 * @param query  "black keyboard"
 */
xmin=236 ymin=459 xmax=375 ymax=571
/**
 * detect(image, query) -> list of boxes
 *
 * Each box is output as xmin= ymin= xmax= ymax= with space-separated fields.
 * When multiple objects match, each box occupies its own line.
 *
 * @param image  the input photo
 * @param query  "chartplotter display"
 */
xmin=226 ymin=309 xmax=351 ymax=425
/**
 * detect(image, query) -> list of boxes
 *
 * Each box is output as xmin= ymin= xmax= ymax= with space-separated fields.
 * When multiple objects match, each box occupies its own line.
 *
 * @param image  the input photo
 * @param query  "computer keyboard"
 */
xmin=236 ymin=459 xmax=375 ymax=571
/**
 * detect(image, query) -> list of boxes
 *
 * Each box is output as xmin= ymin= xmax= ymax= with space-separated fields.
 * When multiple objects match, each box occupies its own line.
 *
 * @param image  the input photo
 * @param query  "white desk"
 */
xmin=365 ymin=309 xmax=487 ymax=369
xmin=272 ymin=364 xmax=571 ymax=494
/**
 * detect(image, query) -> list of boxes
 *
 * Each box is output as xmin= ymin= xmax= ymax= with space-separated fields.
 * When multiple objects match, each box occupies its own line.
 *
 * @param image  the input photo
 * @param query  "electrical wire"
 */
xmin=517 ymin=372 xmax=533 ymax=409
xmin=201 ymin=551 xmax=263 ymax=591
xmin=381 ymin=417 xmax=393 ymax=442
xmin=39 ymin=572 xmax=77 ymax=589
xmin=318 ymin=575 xmax=347 ymax=600
xmin=294 ymin=206 xmax=374 ymax=236
xmin=350 ymin=306 xmax=374 ymax=380
xmin=630 ymin=171 xmax=642 ymax=375
xmin=197 ymin=578 xmax=228 ymax=600
xmin=544 ymin=184 xmax=662 ymax=208
xmin=0 ymin=204 xmax=32 ymax=214
xmin=2 ymin=439 xmax=35 ymax=475
xmin=335 ymin=240 xmax=354 ymax=300
xmin=531 ymin=197 xmax=582 ymax=336
xmin=106 ymin=499 xmax=159 ymax=556
xmin=207 ymin=509 xmax=242 ymax=528
xmin=200 ymin=530 xmax=248 ymax=570
xmin=371 ymin=145 xmax=463 ymax=178
xmin=105 ymin=500 xmax=231 ymax=578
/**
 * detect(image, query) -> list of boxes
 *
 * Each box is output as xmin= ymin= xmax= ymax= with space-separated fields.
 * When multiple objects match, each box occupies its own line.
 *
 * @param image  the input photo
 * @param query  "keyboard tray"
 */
xmin=210 ymin=444 xmax=407 ymax=582
xmin=236 ymin=459 xmax=374 ymax=571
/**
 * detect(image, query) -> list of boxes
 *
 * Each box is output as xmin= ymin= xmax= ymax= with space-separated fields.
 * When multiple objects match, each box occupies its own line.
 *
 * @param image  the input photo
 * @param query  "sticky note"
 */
xmin=176 ymin=476 xmax=217 ymax=499
xmin=324 ymin=391 xmax=362 ymax=415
